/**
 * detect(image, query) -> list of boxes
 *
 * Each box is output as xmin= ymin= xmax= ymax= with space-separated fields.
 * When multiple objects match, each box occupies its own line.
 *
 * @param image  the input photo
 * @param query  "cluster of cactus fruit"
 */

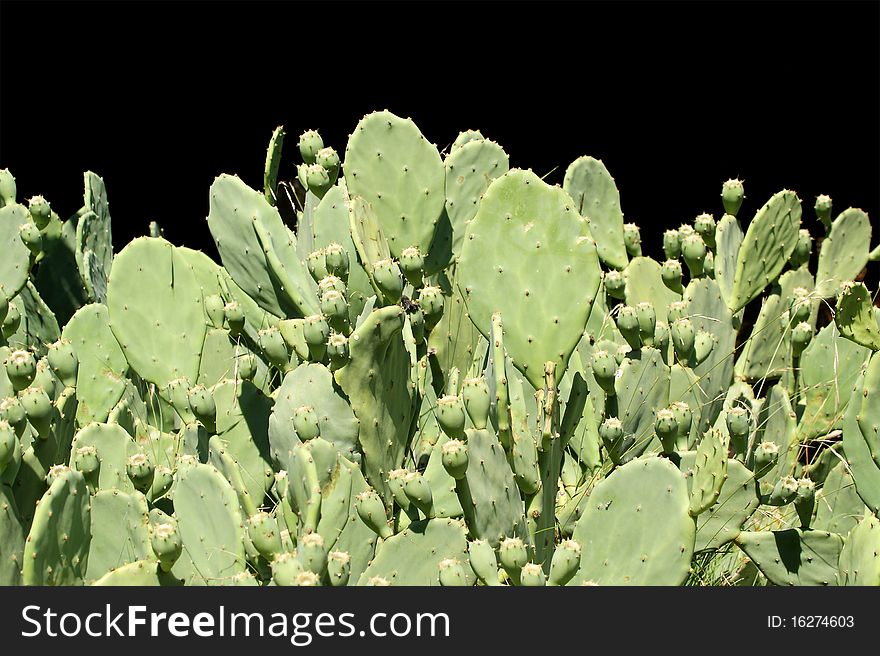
xmin=1 ymin=111 xmax=880 ymax=587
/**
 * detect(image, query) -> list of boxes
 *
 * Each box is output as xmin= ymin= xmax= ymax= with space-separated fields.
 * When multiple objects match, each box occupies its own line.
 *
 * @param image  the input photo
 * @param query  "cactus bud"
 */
xmin=436 ymin=394 xmax=466 ymax=440
xmin=623 ymin=223 xmax=641 ymax=257
xmin=316 ymin=146 xmax=340 ymax=179
xmin=635 ymin=302 xmax=656 ymax=347
xmin=223 ymin=301 xmax=245 ymax=336
xmin=548 ymin=539 xmax=581 ymax=586
xmin=721 ymin=179 xmax=744 ymax=216
xmin=460 ymin=376 xmax=490 ymax=430
xmin=519 ymin=563 xmax=546 ymax=587
xmin=403 ymin=470 xmax=434 ymax=518
xmin=438 ymin=558 xmax=469 ymax=586
xmin=498 ymin=537 xmax=528 ymax=582
xmin=372 ymin=258 xmax=404 ymax=303
xmin=327 ymin=332 xmax=349 ymax=371
xmin=318 ymin=275 xmax=346 ymax=297
xmin=655 ymin=407 xmax=678 ymax=454
xmin=127 ymin=453 xmax=154 ymax=493
xmin=703 ymin=250 xmax=715 ymax=277
xmin=327 ymin=550 xmax=351 ymax=586
xmin=615 ymin=305 xmax=642 ymax=351
xmin=418 ymin=285 xmax=444 ymax=330
xmin=663 ymin=229 xmax=682 ymax=259
xmin=468 ymin=539 xmax=500 ymax=586
xmin=726 ymin=406 xmax=750 ymax=456
xmin=323 ymin=242 xmax=349 ymax=281
xmin=29 ymin=196 xmax=53 ymax=230
xmin=297 ymin=129 xmax=324 ymax=164
xmin=791 ymin=321 xmax=813 ymax=356
xmin=307 ymin=249 xmax=329 ymax=283
xmin=151 ymin=522 xmax=183 ymax=572
xmin=789 ymin=229 xmax=812 ymax=268
xmin=441 ymin=439 xmax=469 ymax=480
xmin=681 ymin=233 xmax=707 ymax=278
xmin=399 ymin=246 xmax=424 ymax=287
xmin=293 ymin=405 xmax=320 ymax=441
xmin=815 ymin=194 xmax=832 ymax=230
xmin=204 ymin=294 xmax=226 ymax=329
xmin=355 ymin=489 xmax=392 ymax=539
xmin=20 ymin=386 xmax=53 ymax=438
xmin=46 ymin=464 xmax=72 ymax=486
xmin=693 ymin=330 xmax=716 ymax=366
xmin=654 ymin=321 xmax=670 ymax=361
xmin=73 ymin=445 xmax=99 ymax=477
xmin=694 ymin=213 xmax=716 ymax=249
xmin=752 ymin=441 xmax=779 ymax=479
xmin=306 ymin=164 xmax=331 ymax=198
xmin=187 ymin=385 xmax=216 ymax=433
xmin=671 ymin=318 xmax=695 ymax=362
xmin=790 ymin=288 xmax=811 ymax=324
xmin=603 ymin=269 xmax=626 ymax=299
xmin=661 ymin=259 xmax=683 ymax=293
xmin=590 ymin=349 xmax=617 ymax=396
xmin=794 ymin=478 xmax=816 ymax=529
xmin=303 ymin=314 xmax=330 ymax=361
xmin=670 ymin=401 xmax=693 ymax=444
xmin=320 ymin=289 xmax=350 ymax=331
xmin=667 ymin=300 xmax=689 ymax=324
xmin=769 ymin=475 xmax=799 ymax=506
xmin=258 ymin=326 xmax=290 ymax=370
xmin=150 ymin=465 xmax=174 ymax=501
xmin=5 ymin=349 xmax=36 ymax=392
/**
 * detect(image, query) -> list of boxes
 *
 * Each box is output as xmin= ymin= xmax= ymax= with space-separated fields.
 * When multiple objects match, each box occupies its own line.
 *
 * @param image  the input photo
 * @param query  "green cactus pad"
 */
xmin=837 ymin=513 xmax=880 ymax=585
xmin=562 ymin=156 xmax=628 ymax=270
xmin=62 ymin=303 xmax=128 ymax=425
xmin=336 ymin=306 xmax=416 ymax=502
xmin=835 ymin=282 xmax=880 ymax=350
xmin=33 ymin=210 xmax=90 ymax=325
xmin=843 ymin=370 xmax=880 ymax=513
xmin=264 ymin=126 xmax=285 ymax=205
xmin=815 ymin=208 xmax=872 ymax=298
xmin=207 ymin=174 xmax=318 ymax=318
xmin=713 ymin=214 xmax=743 ymax=308
xmin=0 ymin=203 xmax=33 ymax=299
xmin=344 ymin=110 xmax=445 ymax=259
xmin=444 ymin=139 xmax=509 ymax=259
xmin=458 ymin=169 xmax=602 ymax=388
xmin=686 ymin=455 xmax=760 ymax=551
xmin=6 ymin=282 xmax=61 ymax=356
xmin=357 ymin=517 xmax=473 ymax=586
xmin=85 ymin=489 xmax=152 ymax=581
xmin=69 ymin=422 xmax=138 ymax=492
xmin=735 ymin=528 xmax=843 ymax=586
xmin=813 ymin=461 xmax=867 ymax=537
xmin=107 ymin=237 xmax=206 ymax=389
xmin=269 ymin=363 xmax=359 ymax=468
xmin=614 ymin=347 xmax=670 ymax=459
xmin=623 ymin=256 xmax=681 ymax=309
xmin=92 ymin=558 xmax=182 ymax=586
xmin=570 ymin=456 xmax=694 ymax=585
xmin=75 ymin=173 xmax=113 ymax=303
xmin=173 ymin=463 xmax=247 ymax=585
xmin=755 ymin=384 xmax=799 ymax=480
xmin=22 ymin=469 xmax=91 ymax=585
xmin=687 ymin=429 xmax=730 ymax=516
xmin=0 ymin=484 xmax=24 ymax=584
xmin=427 ymin=269 xmax=484 ymax=382
xmin=729 ymin=190 xmax=801 ymax=312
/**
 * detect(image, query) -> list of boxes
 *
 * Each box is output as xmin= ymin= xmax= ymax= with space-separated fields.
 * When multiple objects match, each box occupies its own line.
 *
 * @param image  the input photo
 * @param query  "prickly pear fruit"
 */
xmin=151 ymin=522 xmax=183 ymax=573
xmin=591 ymin=350 xmax=617 ymax=396
xmin=461 ymin=376 xmax=490 ymax=430
xmin=372 ymin=258 xmax=404 ymax=303
xmin=436 ymin=394 xmax=466 ymax=440
xmin=623 ymin=223 xmax=642 ymax=257
xmin=791 ymin=322 xmax=813 ymax=356
xmin=498 ymin=537 xmax=528 ymax=584
xmin=655 ymin=407 xmax=678 ymax=454
xmin=355 ymin=489 xmax=392 ymax=539
xmin=318 ymin=275 xmax=346 ymax=297
xmin=328 ymin=550 xmax=351 ymax=586
xmin=671 ymin=318 xmax=695 ymax=362
xmin=19 ymin=221 xmax=42 ymax=255
xmin=789 ymin=229 xmax=812 ymax=268
xmin=815 ymin=194 xmax=832 ymax=230
xmin=5 ymin=350 xmax=36 ymax=392
xmin=682 ymin=233 xmax=707 ymax=278
xmin=187 ymin=385 xmax=216 ymax=433
xmin=73 ymin=445 xmax=99 ymax=477
xmin=399 ymin=246 xmax=425 ymax=287
xmin=548 ymin=539 xmax=581 ymax=586
xmin=403 ymin=471 xmax=434 ymax=517
xmin=236 ymin=352 xmax=257 ymax=381
xmin=635 ymin=302 xmax=656 ymax=347
xmin=693 ymin=330 xmax=716 ymax=366
xmin=661 ymin=259 xmax=683 ymax=293
xmin=150 ymin=465 xmax=173 ymax=501
xmin=28 ymin=195 xmax=51 ymax=230
xmin=306 ymin=164 xmax=331 ymax=198
xmin=670 ymin=401 xmax=693 ymax=445
xmin=204 ymin=294 xmax=226 ymax=329
xmin=604 ymin=269 xmax=626 ymax=299
xmin=298 ymin=130 xmax=324 ymax=164
xmin=1 ymin=302 xmax=21 ymax=339
xmin=127 ymin=453 xmax=154 ymax=493
xmin=0 ymin=169 xmax=15 ymax=206
xmin=224 ymin=301 xmax=245 ymax=336
xmin=0 ymin=396 xmax=25 ymax=429
xmin=667 ymin=300 xmax=689 ymax=323
xmin=272 ymin=551 xmax=305 ymax=586
xmin=293 ymin=405 xmax=321 ymax=441
xmin=438 ymin=558 xmax=469 ymax=586
xmin=615 ymin=305 xmax=641 ymax=351
xmin=468 ymin=539 xmax=501 ymax=586
xmin=247 ymin=511 xmax=282 ymax=560
xmin=769 ymin=475 xmax=799 ymax=505
xmin=298 ymin=532 xmax=328 ymax=575
xmin=316 ymin=147 xmax=340 ymax=180
xmin=694 ymin=213 xmax=716 ymax=249
xmin=320 ymin=290 xmax=349 ymax=332
xmin=794 ymin=478 xmax=816 ymax=528
xmin=441 ymin=439 xmax=469 ymax=480
xmin=258 ymin=326 xmax=289 ymax=370
xmin=726 ymin=407 xmax=750 ymax=456
xmin=519 ymin=563 xmax=546 ymax=587
xmin=418 ymin=285 xmax=444 ymax=330
xmin=0 ymin=420 xmax=16 ymax=473
xmin=663 ymin=229 xmax=682 ymax=259
xmin=46 ymin=464 xmax=72 ymax=486
xmin=307 ymin=249 xmax=329 ymax=283
xmin=790 ymin=287 xmax=811 ymax=324
xmin=366 ymin=576 xmax=391 ymax=586
xmin=20 ymin=386 xmax=53 ymax=437
xmin=323 ymin=243 xmax=349 ymax=281
xmin=721 ymin=179 xmax=744 ymax=216
xmin=327 ymin=333 xmax=349 ymax=370
xmin=599 ymin=417 xmax=633 ymax=465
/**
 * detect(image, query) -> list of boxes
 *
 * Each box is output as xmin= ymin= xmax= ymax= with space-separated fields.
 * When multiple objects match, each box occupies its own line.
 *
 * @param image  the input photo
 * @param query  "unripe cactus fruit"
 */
xmin=721 ymin=179 xmax=745 ymax=216
xmin=316 ymin=147 xmax=340 ymax=177
xmin=399 ymin=246 xmax=425 ymax=287
xmin=590 ymin=350 xmax=617 ymax=396
xmin=753 ymin=441 xmax=779 ymax=479
xmin=0 ymin=292 xmax=7 ymax=326
xmin=0 ymin=396 xmax=26 ymax=429
xmin=468 ymin=539 xmax=501 ymax=586
xmin=436 ymin=394 xmax=466 ymax=439
xmin=297 ymin=129 xmax=324 ymax=164
xmin=303 ymin=314 xmax=330 ymax=361
xmin=794 ymin=478 xmax=816 ymax=528
xmin=204 ymin=293 xmax=226 ymax=329
xmin=355 ymin=489 xmax=392 ymax=539
xmin=615 ymin=305 xmax=642 ymax=351
xmin=236 ymin=352 xmax=257 ymax=381
xmin=323 ymin=242 xmax=349 ymax=281
xmin=151 ymin=523 xmax=183 ymax=573
xmin=519 ymin=563 xmax=546 ymax=586
xmin=654 ymin=321 xmax=670 ymax=358
xmin=298 ymin=532 xmax=328 ymax=575
xmin=372 ymin=258 xmax=404 ymax=303
xmin=307 ymin=249 xmax=329 ymax=282
xmin=5 ymin=349 xmax=36 ymax=392
xmin=403 ymin=470 xmax=434 ymax=517
xmin=661 ymin=259 xmax=683 ymax=292
xmin=703 ymin=249 xmax=715 ymax=277
xmin=46 ymin=464 xmax=72 ymax=485
xmin=294 ymin=571 xmax=321 ymax=586
xmin=789 ymin=229 xmax=812 ymax=268
xmin=223 ymin=301 xmax=245 ymax=336
xmin=320 ymin=289 xmax=349 ymax=327
xmin=127 ymin=453 xmax=154 ymax=493
xmin=671 ymin=318 xmax=695 ymax=362
xmin=327 ymin=332 xmax=350 ymax=370
xmin=548 ymin=539 xmax=581 ymax=586
xmin=603 ymin=269 xmax=626 ymax=299
xmin=693 ymin=213 xmax=716 ymax=249
xmin=635 ymin=302 xmax=656 ymax=347
xmin=327 ymin=550 xmax=351 ymax=586
xmin=663 ymin=229 xmax=682 ymax=259
xmin=386 ymin=468 xmax=411 ymax=510
xmin=306 ymin=164 xmax=331 ymax=197
xmin=20 ymin=386 xmax=53 ymax=437
xmin=318 ymin=274 xmax=346 ymax=296
xmin=498 ymin=537 xmax=529 ymax=582
xmin=614 ymin=344 xmax=630 ymax=365
xmin=693 ymin=330 xmax=716 ymax=366
xmin=461 ymin=376 xmax=490 ymax=430
xmin=0 ymin=420 xmax=16 ymax=472
xmin=73 ymin=445 xmax=99 ymax=477
xmin=417 ymin=285 xmax=444 ymax=330
xmin=27 ymin=196 xmax=52 ymax=230
xmin=623 ymin=223 xmax=642 ymax=257
xmin=441 ymin=439 xmax=469 ymax=480
xmin=438 ymin=558 xmax=469 ymax=586
xmin=164 ymin=377 xmax=193 ymax=420
xmin=293 ymin=405 xmax=321 ymax=441
xmin=789 ymin=287 xmax=811 ymax=324
xmin=726 ymin=406 xmax=750 ymax=455
xmin=272 ymin=551 xmax=305 ymax=586
xmin=670 ymin=400 xmax=693 ymax=442
xmin=681 ymin=233 xmax=707 ymax=278
xmin=655 ymin=407 xmax=678 ymax=454
xmin=1 ymin=301 xmax=21 ymax=339
xmin=187 ymin=384 xmax=217 ymax=433
xmin=19 ymin=221 xmax=42 ymax=255
xmin=258 ymin=326 xmax=289 ymax=370
xmin=791 ymin=321 xmax=813 ymax=356
xmin=150 ymin=465 xmax=174 ymax=501
xmin=814 ymin=194 xmax=832 ymax=230
xmin=667 ymin=300 xmax=689 ymax=323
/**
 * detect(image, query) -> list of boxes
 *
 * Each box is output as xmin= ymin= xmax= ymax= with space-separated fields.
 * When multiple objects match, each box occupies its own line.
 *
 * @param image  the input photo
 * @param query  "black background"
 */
xmin=1 ymin=1 xmax=878 ymax=261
